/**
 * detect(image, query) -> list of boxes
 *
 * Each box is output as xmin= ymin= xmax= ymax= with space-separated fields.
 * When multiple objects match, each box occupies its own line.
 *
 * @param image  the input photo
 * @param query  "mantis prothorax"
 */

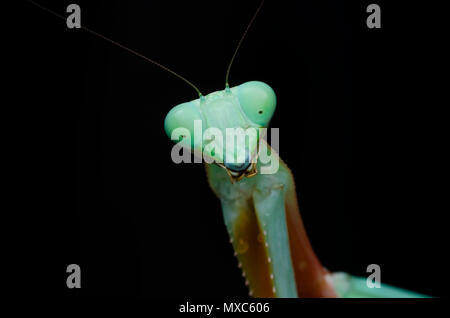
xmin=31 ymin=0 xmax=427 ymax=298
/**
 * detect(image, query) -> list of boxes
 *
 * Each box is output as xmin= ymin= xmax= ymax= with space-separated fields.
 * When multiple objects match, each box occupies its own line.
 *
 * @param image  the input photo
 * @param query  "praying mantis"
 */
xmin=30 ymin=0 xmax=428 ymax=298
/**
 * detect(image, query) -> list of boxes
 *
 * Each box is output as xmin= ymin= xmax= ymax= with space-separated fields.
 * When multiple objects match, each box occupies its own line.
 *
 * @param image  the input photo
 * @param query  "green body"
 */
xmin=165 ymin=81 xmax=428 ymax=298
xmin=28 ymin=0 xmax=428 ymax=299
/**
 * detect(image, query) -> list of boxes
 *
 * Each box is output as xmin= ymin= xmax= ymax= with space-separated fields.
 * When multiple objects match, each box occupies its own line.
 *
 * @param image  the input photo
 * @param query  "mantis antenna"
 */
xmin=27 ymin=0 xmax=204 ymax=97
xmin=225 ymin=0 xmax=265 ymax=90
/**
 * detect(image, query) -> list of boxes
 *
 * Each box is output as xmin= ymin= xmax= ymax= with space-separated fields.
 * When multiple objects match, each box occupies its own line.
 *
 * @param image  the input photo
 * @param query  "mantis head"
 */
xmin=164 ymin=81 xmax=276 ymax=182
xmin=162 ymin=1 xmax=268 ymax=182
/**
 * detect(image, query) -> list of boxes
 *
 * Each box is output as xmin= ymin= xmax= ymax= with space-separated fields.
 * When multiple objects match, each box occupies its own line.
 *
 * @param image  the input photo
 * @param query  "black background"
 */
xmin=18 ymin=0 xmax=442 ymax=299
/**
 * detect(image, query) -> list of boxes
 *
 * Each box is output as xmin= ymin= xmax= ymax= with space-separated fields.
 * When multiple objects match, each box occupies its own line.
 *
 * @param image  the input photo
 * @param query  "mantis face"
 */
xmin=164 ymin=81 xmax=276 ymax=181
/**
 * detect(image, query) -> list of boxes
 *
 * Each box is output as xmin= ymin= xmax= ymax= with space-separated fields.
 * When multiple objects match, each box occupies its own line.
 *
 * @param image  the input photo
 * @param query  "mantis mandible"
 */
xmin=30 ymin=0 xmax=427 ymax=298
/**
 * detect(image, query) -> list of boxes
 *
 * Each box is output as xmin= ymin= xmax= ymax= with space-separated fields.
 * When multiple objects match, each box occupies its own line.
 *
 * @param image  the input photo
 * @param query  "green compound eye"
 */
xmin=164 ymin=101 xmax=202 ymax=149
xmin=237 ymin=81 xmax=276 ymax=127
